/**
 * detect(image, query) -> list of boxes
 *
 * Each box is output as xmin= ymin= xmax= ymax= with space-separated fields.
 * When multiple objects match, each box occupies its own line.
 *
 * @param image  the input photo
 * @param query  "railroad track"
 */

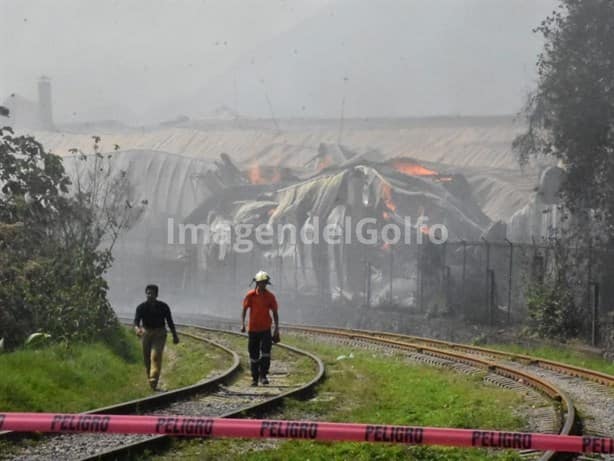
xmin=279 ymin=325 xmax=575 ymax=461
xmin=143 ymin=316 xmax=613 ymax=459
xmin=284 ymin=326 xmax=614 ymax=460
xmin=1 ymin=325 xmax=324 ymax=461
xmin=3 ymin=316 xmax=611 ymax=460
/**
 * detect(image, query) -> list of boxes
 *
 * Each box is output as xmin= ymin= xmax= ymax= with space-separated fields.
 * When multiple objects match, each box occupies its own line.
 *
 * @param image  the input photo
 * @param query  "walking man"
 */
xmin=134 ymin=284 xmax=179 ymax=390
xmin=241 ymin=271 xmax=280 ymax=386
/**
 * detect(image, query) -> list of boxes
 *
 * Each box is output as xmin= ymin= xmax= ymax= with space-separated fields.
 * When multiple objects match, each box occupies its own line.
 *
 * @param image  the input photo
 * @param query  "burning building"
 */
xmin=179 ymin=149 xmax=494 ymax=319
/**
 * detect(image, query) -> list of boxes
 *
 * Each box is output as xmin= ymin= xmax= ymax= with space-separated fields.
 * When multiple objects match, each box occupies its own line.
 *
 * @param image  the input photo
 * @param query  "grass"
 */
xmin=0 ymin=326 xmax=234 ymax=460
xmin=0 ymin=326 xmax=229 ymax=413
xmin=157 ymin=334 xmax=528 ymax=460
xmin=487 ymin=342 xmax=614 ymax=376
xmin=163 ymin=332 xmax=232 ymax=389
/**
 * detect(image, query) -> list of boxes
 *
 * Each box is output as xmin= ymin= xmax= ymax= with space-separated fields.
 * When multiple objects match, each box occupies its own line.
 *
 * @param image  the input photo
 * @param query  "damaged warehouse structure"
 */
xmin=41 ymin=117 xmax=612 ymax=346
xmin=176 ymin=146 xmax=507 ymax=326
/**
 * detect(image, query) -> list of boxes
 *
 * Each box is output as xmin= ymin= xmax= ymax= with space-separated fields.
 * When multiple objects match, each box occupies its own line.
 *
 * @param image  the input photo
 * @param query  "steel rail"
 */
xmin=348 ymin=327 xmax=614 ymax=387
xmin=284 ymin=324 xmax=577 ymax=461
xmin=0 ymin=328 xmax=240 ymax=443
xmin=78 ymin=322 xmax=325 ymax=460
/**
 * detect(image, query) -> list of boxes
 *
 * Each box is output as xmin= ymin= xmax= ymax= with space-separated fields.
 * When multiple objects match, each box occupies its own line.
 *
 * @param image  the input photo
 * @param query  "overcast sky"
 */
xmin=1 ymin=0 xmax=558 ymax=124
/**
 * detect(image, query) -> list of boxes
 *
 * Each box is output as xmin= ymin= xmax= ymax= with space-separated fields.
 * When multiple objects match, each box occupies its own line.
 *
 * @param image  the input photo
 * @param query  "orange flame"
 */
xmin=416 ymin=207 xmax=430 ymax=235
xmin=248 ymin=163 xmax=263 ymax=184
xmin=391 ymin=158 xmax=438 ymax=177
xmin=247 ymin=163 xmax=282 ymax=185
xmin=318 ymin=154 xmax=334 ymax=172
xmin=381 ymin=183 xmax=397 ymax=212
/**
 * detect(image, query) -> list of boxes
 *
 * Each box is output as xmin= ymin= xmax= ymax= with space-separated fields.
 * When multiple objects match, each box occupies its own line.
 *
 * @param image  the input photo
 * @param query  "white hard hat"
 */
xmin=253 ymin=271 xmax=271 ymax=283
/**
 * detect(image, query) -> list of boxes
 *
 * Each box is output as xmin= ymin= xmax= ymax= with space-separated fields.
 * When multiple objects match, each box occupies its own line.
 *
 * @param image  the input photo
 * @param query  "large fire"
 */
xmin=390 ymin=158 xmax=438 ymax=177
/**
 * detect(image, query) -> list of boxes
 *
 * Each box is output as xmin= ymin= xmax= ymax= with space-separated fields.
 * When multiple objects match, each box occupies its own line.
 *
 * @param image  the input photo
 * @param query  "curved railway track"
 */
xmin=182 ymin=316 xmax=588 ymax=459
xmin=284 ymin=324 xmax=614 ymax=461
xmin=1 ymin=325 xmax=324 ymax=461
xmin=2 ymin=317 xmax=612 ymax=460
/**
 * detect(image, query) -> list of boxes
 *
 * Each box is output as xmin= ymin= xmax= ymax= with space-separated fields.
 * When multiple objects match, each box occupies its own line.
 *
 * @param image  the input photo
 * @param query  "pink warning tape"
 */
xmin=0 ymin=412 xmax=612 ymax=454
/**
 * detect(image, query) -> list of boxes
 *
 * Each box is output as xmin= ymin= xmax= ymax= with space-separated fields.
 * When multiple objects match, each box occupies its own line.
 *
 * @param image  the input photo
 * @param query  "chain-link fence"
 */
xmin=355 ymin=240 xmax=614 ymax=347
xmin=108 ymin=233 xmax=614 ymax=347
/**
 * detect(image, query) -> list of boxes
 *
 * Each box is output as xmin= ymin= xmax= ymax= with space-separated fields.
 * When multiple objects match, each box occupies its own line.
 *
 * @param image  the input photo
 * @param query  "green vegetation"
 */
xmin=489 ymin=342 xmax=614 ymax=376
xmin=159 ymin=334 xmax=527 ymax=460
xmin=0 ymin=125 xmax=144 ymax=349
xmin=525 ymin=277 xmax=580 ymax=341
xmin=0 ymin=329 xmax=227 ymax=412
xmin=514 ymin=0 xmax=614 ymax=232
xmin=512 ymin=0 xmax=614 ymax=342
xmin=164 ymin=333 xmax=233 ymax=389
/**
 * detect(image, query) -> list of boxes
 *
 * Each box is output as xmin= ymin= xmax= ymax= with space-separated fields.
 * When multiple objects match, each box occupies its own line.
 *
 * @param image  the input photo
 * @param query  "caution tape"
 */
xmin=0 ymin=412 xmax=612 ymax=454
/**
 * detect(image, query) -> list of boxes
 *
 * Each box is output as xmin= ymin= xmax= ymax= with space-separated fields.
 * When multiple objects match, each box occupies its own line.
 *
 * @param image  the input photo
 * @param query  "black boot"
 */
xmin=250 ymin=360 xmax=259 ymax=386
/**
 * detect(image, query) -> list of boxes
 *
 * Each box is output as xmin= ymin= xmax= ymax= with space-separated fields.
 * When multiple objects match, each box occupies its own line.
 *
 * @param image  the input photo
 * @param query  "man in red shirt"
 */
xmin=241 ymin=271 xmax=279 ymax=386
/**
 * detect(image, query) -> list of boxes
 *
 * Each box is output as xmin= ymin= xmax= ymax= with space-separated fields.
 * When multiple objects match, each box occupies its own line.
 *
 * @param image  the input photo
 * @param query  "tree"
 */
xmin=513 ymin=0 xmax=614 ymax=240
xmin=0 ymin=113 xmax=144 ymax=348
xmin=514 ymin=2 xmax=614 ymax=342
xmin=0 ymin=126 xmax=70 ymax=230
xmin=65 ymin=137 xmax=145 ymax=254
xmin=525 ymin=239 xmax=582 ymax=340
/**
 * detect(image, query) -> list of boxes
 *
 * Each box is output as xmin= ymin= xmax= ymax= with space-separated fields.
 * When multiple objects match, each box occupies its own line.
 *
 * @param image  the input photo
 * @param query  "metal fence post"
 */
xmin=322 ymin=243 xmax=328 ymax=304
xmin=278 ymin=252 xmax=283 ymax=294
xmin=592 ymin=282 xmax=600 ymax=347
xmin=441 ymin=240 xmax=447 ymax=300
xmin=294 ymin=244 xmax=298 ymax=296
xmin=365 ymin=261 xmax=372 ymax=308
xmin=482 ymin=237 xmax=491 ymax=321
xmin=418 ymin=245 xmax=425 ymax=312
xmin=587 ymin=240 xmax=593 ymax=344
xmin=389 ymin=248 xmax=394 ymax=305
xmin=445 ymin=265 xmax=451 ymax=312
xmin=339 ymin=243 xmax=344 ymax=296
xmin=505 ymin=238 xmax=513 ymax=323
xmin=232 ymin=250 xmax=237 ymax=293
xmin=489 ymin=268 xmax=495 ymax=325
xmin=461 ymin=240 xmax=467 ymax=313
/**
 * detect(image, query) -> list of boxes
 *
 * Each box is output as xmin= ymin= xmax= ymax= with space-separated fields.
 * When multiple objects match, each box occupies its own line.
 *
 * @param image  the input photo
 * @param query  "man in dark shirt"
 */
xmin=134 ymin=284 xmax=179 ymax=390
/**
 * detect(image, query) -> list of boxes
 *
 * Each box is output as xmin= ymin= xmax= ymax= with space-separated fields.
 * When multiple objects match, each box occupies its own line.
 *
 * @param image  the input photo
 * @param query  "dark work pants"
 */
xmin=248 ymin=330 xmax=272 ymax=380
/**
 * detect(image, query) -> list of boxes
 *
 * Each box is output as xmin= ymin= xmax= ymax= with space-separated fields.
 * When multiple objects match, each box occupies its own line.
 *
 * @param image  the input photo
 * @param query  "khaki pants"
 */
xmin=141 ymin=328 xmax=167 ymax=389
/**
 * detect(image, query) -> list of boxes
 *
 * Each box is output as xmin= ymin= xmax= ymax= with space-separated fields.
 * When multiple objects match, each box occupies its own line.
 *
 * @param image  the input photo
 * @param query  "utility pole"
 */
xmin=337 ymin=76 xmax=349 ymax=144
xmin=260 ymin=79 xmax=281 ymax=134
